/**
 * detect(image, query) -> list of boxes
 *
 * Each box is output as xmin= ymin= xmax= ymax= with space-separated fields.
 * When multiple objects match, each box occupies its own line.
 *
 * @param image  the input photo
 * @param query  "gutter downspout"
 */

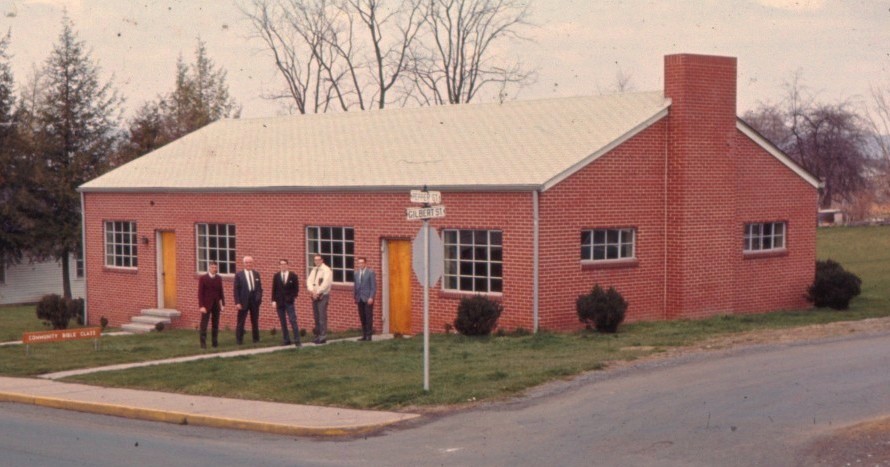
xmin=533 ymin=189 xmax=540 ymax=333
xmin=80 ymin=191 xmax=88 ymax=325
xmin=663 ymin=119 xmax=669 ymax=320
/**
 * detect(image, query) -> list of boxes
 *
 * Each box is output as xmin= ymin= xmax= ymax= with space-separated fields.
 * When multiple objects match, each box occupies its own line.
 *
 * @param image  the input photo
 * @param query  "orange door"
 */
xmin=388 ymin=240 xmax=411 ymax=335
xmin=161 ymin=232 xmax=177 ymax=308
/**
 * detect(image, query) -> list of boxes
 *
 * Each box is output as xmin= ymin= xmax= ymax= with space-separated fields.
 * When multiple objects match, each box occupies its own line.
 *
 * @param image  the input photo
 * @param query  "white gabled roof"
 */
xmin=80 ymin=92 xmax=671 ymax=193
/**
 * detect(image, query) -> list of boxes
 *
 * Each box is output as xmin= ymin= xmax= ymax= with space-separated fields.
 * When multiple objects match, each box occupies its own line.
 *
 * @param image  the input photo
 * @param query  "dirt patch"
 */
xmin=797 ymin=417 xmax=890 ymax=466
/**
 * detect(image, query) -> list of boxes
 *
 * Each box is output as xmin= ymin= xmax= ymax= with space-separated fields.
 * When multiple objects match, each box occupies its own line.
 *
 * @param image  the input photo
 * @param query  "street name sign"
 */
xmin=410 ymin=190 xmax=442 ymax=204
xmin=406 ymin=205 xmax=446 ymax=221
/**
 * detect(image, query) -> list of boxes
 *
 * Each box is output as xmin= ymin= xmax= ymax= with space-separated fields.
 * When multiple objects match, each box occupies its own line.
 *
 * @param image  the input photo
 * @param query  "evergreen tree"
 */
xmin=0 ymin=30 xmax=36 ymax=266
xmin=121 ymin=39 xmax=239 ymax=162
xmin=30 ymin=16 xmax=122 ymax=298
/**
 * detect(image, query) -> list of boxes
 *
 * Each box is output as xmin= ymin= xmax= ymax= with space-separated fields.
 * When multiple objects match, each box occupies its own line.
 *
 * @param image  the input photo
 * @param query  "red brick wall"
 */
xmin=82 ymin=191 xmax=535 ymax=335
xmin=537 ymin=121 xmax=669 ymax=330
xmin=664 ymin=53 xmax=741 ymax=318
xmin=733 ymin=133 xmax=816 ymax=312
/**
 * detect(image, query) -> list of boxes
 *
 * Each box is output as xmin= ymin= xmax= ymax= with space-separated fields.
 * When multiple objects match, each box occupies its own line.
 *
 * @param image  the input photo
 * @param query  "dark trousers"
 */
xmin=312 ymin=294 xmax=329 ymax=341
xmin=236 ymin=295 xmax=260 ymax=344
xmin=357 ymin=301 xmax=373 ymax=339
xmin=199 ymin=304 xmax=220 ymax=347
xmin=276 ymin=302 xmax=300 ymax=345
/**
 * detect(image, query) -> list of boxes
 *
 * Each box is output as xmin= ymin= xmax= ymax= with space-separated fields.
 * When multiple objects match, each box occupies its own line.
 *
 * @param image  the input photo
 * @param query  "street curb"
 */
xmin=0 ymin=391 xmax=411 ymax=437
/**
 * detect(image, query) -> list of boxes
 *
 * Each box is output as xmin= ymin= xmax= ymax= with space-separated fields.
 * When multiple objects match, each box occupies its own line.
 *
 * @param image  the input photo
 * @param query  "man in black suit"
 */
xmin=233 ymin=255 xmax=263 ymax=344
xmin=271 ymin=258 xmax=301 ymax=347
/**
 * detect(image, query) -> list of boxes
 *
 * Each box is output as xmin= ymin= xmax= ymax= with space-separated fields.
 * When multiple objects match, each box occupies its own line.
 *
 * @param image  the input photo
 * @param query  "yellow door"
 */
xmin=161 ymin=232 xmax=177 ymax=308
xmin=388 ymin=240 xmax=411 ymax=335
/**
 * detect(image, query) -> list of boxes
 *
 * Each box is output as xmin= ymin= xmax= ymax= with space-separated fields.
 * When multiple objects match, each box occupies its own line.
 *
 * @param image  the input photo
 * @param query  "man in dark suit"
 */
xmin=353 ymin=257 xmax=377 ymax=341
xmin=197 ymin=261 xmax=225 ymax=349
xmin=271 ymin=258 xmax=301 ymax=347
xmin=233 ymin=255 xmax=263 ymax=344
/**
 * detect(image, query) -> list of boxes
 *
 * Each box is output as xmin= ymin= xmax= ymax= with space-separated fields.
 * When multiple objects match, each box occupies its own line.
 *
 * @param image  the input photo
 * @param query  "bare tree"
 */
xmin=241 ymin=0 xmax=424 ymax=113
xmin=743 ymin=74 xmax=872 ymax=208
xmin=410 ymin=0 xmax=534 ymax=105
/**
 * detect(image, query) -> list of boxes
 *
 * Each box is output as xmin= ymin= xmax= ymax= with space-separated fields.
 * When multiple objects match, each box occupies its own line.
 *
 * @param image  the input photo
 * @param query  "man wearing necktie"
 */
xmin=307 ymin=254 xmax=333 ymax=344
xmin=353 ymin=257 xmax=377 ymax=341
xmin=233 ymin=256 xmax=263 ymax=345
xmin=272 ymin=258 xmax=300 ymax=347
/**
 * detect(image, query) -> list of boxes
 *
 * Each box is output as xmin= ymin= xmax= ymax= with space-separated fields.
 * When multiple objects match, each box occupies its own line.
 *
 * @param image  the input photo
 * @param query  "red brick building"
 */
xmin=79 ymin=54 xmax=819 ymax=334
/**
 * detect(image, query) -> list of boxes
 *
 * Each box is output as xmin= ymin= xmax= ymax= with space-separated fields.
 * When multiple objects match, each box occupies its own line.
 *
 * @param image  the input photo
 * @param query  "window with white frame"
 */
xmin=104 ymin=221 xmax=138 ymax=268
xmin=581 ymin=228 xmax=635 ymax=261
xmin=196 ymin=223 xmax=237 ymax=274
xmin=75 ymin=251 xmax=84 ymax=278
xmin=306 ymin=226 xmax=354 ymax=283
xmin=443 ymin=229 xmax=503 ymax=293
xmin=744 ymin=222 xmax=786 ymax=252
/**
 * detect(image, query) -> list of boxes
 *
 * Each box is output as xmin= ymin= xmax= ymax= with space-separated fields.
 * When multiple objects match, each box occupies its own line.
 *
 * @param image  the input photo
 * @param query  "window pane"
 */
xmin=620 ymin=243 xmax=633 ymax=258
xmin=581 ymin=231 xmax=591 ymax=246
xmin=490 ymin=263 xmax=502 ymax=278
xmin=490 ymin=231 xmax=502 ymax=245
xmin=607 ymin=230 xmax=619 ymax=244
xmin=606 ymin=245 xmax=619 ymax=259
xmin=460 ymin=277 xmax=473 ymax=291
xmin=444 ymin=230 xmax=457 ymax=244
xmin=593 ymin=246 xmax=605 ymax=260
xmin=593 ymin=230 xmax=605 ymax=244
xmin=581 ymin=245 xmax=592 ymax=260
xmin=460 ymin=230 xmax=473 ymax=244
xmin=490 ymin=279 xmax=503 ymax=293
xmin=490 ymin=248 xmax=502 ymax=262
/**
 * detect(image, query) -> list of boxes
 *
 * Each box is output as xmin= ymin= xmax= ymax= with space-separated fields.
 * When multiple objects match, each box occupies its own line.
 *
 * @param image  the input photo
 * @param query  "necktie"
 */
xmin=247 ymin=271 xmax=254 ymax=291
xmin=358 ymin=269 xmax=363 ymax=284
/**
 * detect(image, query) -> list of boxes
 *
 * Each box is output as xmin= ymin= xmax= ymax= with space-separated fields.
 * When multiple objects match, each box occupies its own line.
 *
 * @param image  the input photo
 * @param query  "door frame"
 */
xmin=381 ymin=239 xmax=390 ymax=335
xmin=156 ymin=230 xmax=176 ymax=309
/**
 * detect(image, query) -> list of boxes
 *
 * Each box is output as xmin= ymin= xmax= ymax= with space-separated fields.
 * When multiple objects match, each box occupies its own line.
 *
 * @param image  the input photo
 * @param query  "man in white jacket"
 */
xmin=307 ymin=254 xmax=333 ymax=344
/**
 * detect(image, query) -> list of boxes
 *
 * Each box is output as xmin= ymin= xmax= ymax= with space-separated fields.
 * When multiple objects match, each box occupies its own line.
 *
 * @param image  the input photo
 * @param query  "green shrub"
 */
xmin=35 ymin=294 xmax=75 ymax=330
xmin=99 ymin=316 xmax=109 ymax=329
xmin=154 ymin=322 xmax=165 ymax=332
xmin=454 ymin=295 xmax=503 ymax=336
xmin=807 ymin=259 xmax=862 ymax=310
xmin=576 ymin=285 xmax=627 ymax=333
xmin=68 ymin=298 xmax=85 ymax=325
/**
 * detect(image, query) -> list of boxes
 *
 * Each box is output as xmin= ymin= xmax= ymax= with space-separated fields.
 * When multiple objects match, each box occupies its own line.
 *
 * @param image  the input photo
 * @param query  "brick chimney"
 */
xmin=664 ymin=54 xmax=739 ymax=318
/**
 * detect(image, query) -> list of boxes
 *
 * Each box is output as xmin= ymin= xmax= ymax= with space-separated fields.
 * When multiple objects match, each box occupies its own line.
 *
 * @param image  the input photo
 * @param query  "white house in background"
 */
xmin=0 ymin=254 xmax=85 ymax=305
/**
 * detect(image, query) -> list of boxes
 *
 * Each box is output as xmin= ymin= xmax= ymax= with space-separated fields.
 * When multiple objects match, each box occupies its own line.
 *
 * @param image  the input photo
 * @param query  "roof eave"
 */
xmin=736 ymin=120 xmax=822 ymax=189
xmin=540 ymin=106 xmax=670 ymax=192
xmin=77 ymin=184 xmax=543 ymax=194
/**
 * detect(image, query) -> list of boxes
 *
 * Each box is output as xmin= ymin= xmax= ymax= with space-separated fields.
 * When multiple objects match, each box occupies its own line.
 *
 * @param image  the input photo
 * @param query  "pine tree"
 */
xmin=30 ymin=16 xmax=122 ymax=298
xmin=0 ymin=30 xmax=35 ymax=266
xmin=121 ymin=39 xmax=239 ymax=162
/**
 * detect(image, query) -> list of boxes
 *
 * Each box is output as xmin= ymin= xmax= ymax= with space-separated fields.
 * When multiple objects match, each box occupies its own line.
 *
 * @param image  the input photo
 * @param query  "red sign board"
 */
xmin=22 ymin=327 xmax=102 ymax=344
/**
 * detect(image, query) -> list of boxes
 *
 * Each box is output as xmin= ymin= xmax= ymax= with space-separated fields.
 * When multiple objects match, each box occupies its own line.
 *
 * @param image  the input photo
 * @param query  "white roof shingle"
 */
xmin=80 ymin=92 xmax=671 ymax=192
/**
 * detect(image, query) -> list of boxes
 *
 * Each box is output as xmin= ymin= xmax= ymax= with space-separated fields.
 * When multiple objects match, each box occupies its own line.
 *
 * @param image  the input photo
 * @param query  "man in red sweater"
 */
xmin=198 ymin=261 xmax=225 ymax=348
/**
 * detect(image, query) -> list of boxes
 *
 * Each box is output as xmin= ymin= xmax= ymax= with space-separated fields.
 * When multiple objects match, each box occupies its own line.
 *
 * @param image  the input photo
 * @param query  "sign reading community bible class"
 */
xmin=22 ymin=327 xmax=102 ymax=344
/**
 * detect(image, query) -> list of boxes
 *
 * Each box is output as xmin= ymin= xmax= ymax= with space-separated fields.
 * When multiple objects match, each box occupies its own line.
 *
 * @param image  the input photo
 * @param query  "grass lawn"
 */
xmin=0 ymin=304 xmax=93 ymax=342
xmin=5 ymin=226 xmax=889 ymax=409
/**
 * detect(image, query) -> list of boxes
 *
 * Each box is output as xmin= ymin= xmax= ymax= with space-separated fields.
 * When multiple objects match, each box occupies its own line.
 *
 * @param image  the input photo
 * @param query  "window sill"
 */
xmin=581 ymin=259 xmax=639 ymax=270
xmin=102 ymin=266 xmax=138 ymax=274
xmin=743 ymin=249 xmax=789 ymax=260
xmin=438 ymin=289 xmax=503 ymax=300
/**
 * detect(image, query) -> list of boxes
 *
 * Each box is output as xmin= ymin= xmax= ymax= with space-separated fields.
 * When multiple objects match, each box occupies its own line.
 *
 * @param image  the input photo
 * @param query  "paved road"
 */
xmin=3 ymin=331 xmax=889 ymax=466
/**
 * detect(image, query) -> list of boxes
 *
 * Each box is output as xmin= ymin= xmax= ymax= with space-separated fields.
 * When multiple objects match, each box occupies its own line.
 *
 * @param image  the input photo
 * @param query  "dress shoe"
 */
xmin=313 ymin=338 xmax=327 ymax=345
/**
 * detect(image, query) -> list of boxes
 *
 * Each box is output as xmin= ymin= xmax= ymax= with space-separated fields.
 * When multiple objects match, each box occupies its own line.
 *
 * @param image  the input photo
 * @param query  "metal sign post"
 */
xmin=407 ymin=186 xmax=445 ymax=392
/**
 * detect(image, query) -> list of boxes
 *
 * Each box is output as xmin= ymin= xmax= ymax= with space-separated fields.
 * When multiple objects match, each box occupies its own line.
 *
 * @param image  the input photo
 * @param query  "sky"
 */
xmin=0 ymin=0 xmax=887 ymax=120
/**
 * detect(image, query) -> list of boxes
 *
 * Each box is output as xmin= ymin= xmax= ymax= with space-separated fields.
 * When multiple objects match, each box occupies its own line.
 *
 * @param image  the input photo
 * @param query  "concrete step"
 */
xmin=141 ymin=308 xmax=181 ymax=319
xmin=132 ymin=315 xmax=171 ymax=326
xmin=121 ymin=322 xmax=157 ymax=334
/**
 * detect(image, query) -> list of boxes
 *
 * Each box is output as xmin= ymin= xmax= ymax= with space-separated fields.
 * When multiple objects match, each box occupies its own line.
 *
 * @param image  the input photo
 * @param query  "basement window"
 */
xmin=743 ymin=222 xmax=786 ymax=252
xmin=581 ymin=228 xmax=636 ymax=262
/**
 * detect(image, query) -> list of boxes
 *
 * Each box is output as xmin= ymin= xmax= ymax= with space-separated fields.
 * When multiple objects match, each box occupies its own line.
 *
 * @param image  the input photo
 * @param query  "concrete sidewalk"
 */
xmin=0 ymin=335 xmax=421 ymax=436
